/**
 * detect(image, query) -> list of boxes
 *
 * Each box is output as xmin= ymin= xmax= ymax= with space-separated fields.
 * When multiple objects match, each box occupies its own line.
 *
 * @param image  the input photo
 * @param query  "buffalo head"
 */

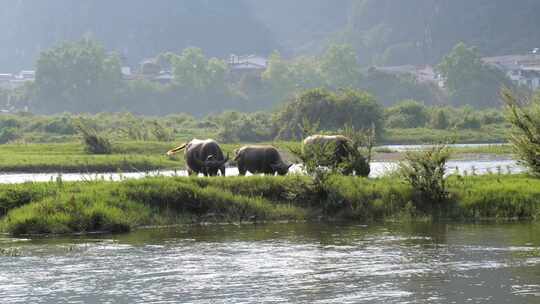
xmin=270 ymin=162 xmax=293 ymax=176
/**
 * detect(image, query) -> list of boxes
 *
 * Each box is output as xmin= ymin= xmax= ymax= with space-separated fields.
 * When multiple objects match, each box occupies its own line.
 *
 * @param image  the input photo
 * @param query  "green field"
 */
xmin=1 ymin=174 xmax=539 ymax=236
xmin=0 ymin=140 xmax=516 ymax=173
xmin=382 ymin=125 xmax=508 ymax=144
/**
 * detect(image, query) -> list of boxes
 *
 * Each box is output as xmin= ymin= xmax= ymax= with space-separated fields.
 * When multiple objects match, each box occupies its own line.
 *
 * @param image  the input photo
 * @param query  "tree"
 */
xmin=437 ymin=42 xmax=512 ymax=107
xmin=172 ymin=47 xmax=225 ymax=91
xmin=33 ymin=39 xmax=121 ymax=113
xmin=274 ymin=88 xmax=383 ymax=140
xmin=385 ymin=99 xmax=429 ymax=128
xmin=262 ymin=52 xmax=325 ymax=104
xmin=262 ymin=51 xmax=295 ymax=101
xmin=429 ymin=108 xmax=450 ymax=130
xmin=320 ymin=44 xmax=361 ymax=89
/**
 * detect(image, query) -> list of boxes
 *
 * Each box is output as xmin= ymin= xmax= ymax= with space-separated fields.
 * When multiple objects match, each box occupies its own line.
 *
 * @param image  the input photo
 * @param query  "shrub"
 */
xmin=213 ymin=111 xmax=273 ymax=143
xmin=75 ymin=121 xmax=112 ymax=154
xmin=429 ymin=108 xmax=450 ymax=129
xmin=274 ymin=88 xmax=383 ymax=140
xmin=398 ymin=144 xmax=451 ymax=209
xmin=43 ymin=115 xmax=77 ymax=134
xmin=150 ymin=121 xmax=174 ymax=142
xmin=456 ymin=113 xmax=481 ymax=129
xmin=502 ymin=88 xmax=540 ymax=176
xmin=385 ymin=99 xmax=429 ymax=128
xmin=0 ymin=127 xmax=20 ymax=144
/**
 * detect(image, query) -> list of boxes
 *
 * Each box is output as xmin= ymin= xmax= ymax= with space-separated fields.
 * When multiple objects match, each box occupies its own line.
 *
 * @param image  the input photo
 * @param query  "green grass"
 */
xmin=1 ymin=174 xmax=539 ymax=236
xmin=0 ymin=139 xmax=515 ymax=173
xmin=0 ymin=141 xmax=182 ymax=172
xmin=383 ymin=126 xmax=509 ymax=144
xmin=0 ymin=140 xmax=302 ymax=173
xmin=449 ymin=175 xmax=540 ymax=219
xmin=447 ymin=144 xmax=513 ymax=155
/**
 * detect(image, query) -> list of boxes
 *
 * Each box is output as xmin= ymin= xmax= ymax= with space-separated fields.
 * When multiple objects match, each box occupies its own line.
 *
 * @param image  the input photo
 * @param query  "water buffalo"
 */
xmin=303 ymin=135 xmax=370 ymax=176
xmin=234 ymin=145 xmax=292 ymax=176
xmin=167 ymin=139 xmax=228 ymax=176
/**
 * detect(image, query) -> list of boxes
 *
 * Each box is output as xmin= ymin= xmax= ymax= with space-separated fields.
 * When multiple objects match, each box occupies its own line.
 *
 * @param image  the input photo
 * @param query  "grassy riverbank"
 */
xmin=1 ymin=174 xmax=539 ymax=236
xmin=0 ymin=141 xmax=513 ymax=173
xmin=382 ymin=126 xmax=508 ymax=144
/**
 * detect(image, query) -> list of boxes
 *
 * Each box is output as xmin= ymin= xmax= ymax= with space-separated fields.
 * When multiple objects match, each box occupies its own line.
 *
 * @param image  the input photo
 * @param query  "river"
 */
xmin=1 ymin=222 xmax=539 ymax=303
xmin=0 ymin=159 xmax=525 ymax=184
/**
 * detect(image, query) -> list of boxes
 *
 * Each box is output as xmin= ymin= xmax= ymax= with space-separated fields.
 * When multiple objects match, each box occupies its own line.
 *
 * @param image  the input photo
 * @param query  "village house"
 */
xmin=0 ymin=71 xmax=35 ymax=90
xmin=0 ymin=73 xmax=14 ymax=89
xmin=227 ymin=54 xmax=268 ymax=81
xmin=483 ymin=54 xmax=540 ymax=90
xmin=372 ymin=65 xmax=444 ymax=88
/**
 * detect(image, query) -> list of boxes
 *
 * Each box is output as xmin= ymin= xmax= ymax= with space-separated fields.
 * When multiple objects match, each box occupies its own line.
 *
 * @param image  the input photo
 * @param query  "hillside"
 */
xmin=2 ymin=0 xmax=540 ymax=71
xmin=0 ymin=0 xmax=278 ymax=70
xmin=339 ymin=0 xmax=540 ymax=65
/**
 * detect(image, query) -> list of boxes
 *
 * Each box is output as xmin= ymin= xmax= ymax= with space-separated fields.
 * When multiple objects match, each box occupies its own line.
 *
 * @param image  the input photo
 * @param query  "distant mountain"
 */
xmin=1 ymin=0 xmax=540 ymax=71
xmin=339 ymin=0 xmax=540 ymax=65
xmin=0 ymin=0 xmax=279 ymax=70
xmin=245 ymin=0 xmax=352 ymax=56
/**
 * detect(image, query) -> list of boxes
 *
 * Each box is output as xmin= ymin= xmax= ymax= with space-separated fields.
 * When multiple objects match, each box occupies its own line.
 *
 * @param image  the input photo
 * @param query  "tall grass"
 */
xmin=75 ymin=121 xmax=112 ymax=154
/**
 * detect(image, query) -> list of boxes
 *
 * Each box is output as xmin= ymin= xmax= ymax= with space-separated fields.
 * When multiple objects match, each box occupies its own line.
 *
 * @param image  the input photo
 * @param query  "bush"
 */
xmin=75 ymin=122 xmax=112 ymax=154
xmin=150 ymin=121 xmax=174 ymax=142
xmin=456 ymin=113 xmax=481 ymax=129
xmin=0 ymin=127 xmax=20 ymax=144
xmin=385 ymin=99 xmax=428 ymax=128
xmin=502 ymin=89 xmax=540 ymax=176
xmin=398 ymin=144 xmax=451 ymax=210
xmin=43 ymin=115 xmax=77 ymax=134
xmin=215 ymin=112 xmax=273 ymax=143
xmin=429 ymin=108 xmax=450 ymax=129
xmin=274 ymin=88 xmax=383 ymax=140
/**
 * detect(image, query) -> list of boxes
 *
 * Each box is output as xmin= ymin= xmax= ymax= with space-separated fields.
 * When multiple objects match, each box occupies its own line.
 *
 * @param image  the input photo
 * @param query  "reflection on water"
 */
xmin=0 ymin=144 xmax=525 ymax=184
xmin=1 ymin=222 xmax=540 ymax=303
xmin=0 ymin=159 xmax=525 ymax=184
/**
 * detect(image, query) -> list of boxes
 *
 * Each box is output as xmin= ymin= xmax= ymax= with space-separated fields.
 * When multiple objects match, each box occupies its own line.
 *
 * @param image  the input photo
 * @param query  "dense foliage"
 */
xmin=2 ymin=35 xmax=521 ymax=116
xmin=503 ymin=89 xmax=540 ymax=176
xmin=437 ymin=43 xmax=513 ymax=107
xmin=273 ymin=88 xmax=383 ymax=140
xmin=399 ymin=145 xmax=450 ymax=210
xmin=34 ymin=39 xmax=121 ymax=113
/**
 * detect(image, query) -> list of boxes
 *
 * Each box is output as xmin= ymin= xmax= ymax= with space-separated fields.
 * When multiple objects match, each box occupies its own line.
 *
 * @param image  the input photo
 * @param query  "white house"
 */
xmin=0 ymin=74 xmax=14 ymax=89
xmin=483 ymin=54 xmax=540 ymax=90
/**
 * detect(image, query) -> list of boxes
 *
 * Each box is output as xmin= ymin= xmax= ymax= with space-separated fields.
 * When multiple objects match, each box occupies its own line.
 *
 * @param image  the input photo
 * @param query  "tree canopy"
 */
xmin=437 ymin=42 xmax=512 ymax=107
xmin=274 ymin=88 xmax=383 ymax=140
xmin=34 ymin=39 xmax=121 ymax=113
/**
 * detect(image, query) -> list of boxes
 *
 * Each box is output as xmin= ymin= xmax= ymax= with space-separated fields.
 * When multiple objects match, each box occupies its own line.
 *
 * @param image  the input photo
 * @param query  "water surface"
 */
xmin=1 ymin=222 xmax=540 ymax=303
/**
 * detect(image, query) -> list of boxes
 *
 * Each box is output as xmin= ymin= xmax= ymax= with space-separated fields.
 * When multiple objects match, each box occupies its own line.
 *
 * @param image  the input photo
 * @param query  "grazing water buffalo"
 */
xmin=234 ymin=145 xmax=292 ymax=176
xmin=303 ymin=135 xmax=352 ymax=161
xmin=303 ymin=134 xmax=370 ymax=176
xmin=167 ymin=139 xmax=228 ymax=176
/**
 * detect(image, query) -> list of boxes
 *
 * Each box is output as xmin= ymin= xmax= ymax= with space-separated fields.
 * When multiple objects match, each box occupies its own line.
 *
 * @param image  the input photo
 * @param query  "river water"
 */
xmin=0 ymin=159 xmax=525 ymax=184
xmin=0 ymin=143 xmax=525 ymax=184
xmin=1 ymin=222 xmax=540 ymax=303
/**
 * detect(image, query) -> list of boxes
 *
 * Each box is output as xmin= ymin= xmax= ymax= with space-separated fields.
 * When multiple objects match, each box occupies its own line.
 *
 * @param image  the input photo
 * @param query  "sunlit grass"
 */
xmin=0 ymin=174 xmax=538 ymax=236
